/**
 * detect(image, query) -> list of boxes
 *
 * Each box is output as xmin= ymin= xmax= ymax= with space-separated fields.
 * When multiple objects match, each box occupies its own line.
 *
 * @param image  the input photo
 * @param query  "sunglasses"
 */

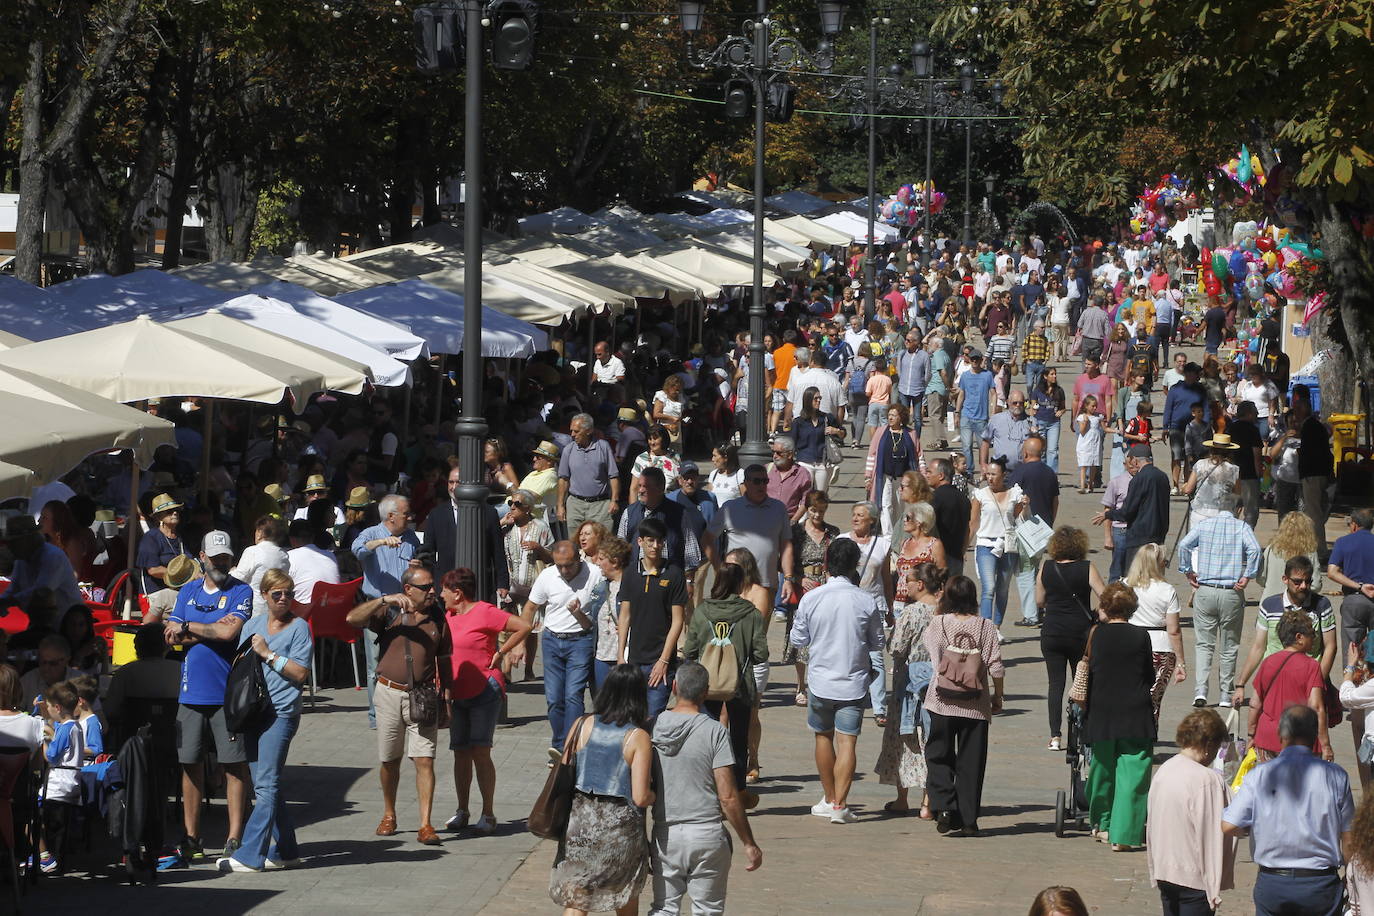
xmin=406 ymin=581 xmax=436 ymax=592
xmin=1287 ymin=578 xmax=1312 ymax=586
xmin=509 ymin=501 xmax=528 ymax=509
xmin=268 ymin=589 xmax=291 ymax=601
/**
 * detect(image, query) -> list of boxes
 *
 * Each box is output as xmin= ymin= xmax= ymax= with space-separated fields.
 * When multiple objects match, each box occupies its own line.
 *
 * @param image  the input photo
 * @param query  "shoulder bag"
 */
xmin=224 ymin=644 xmax=273 ymax=733
xmin=403 ymin=609 xmax=441 ymax=728
xmin=528 ymin=714 xmax=590 ymax=839
xmin=1068 ymin=624 xmax=1097 ymax=706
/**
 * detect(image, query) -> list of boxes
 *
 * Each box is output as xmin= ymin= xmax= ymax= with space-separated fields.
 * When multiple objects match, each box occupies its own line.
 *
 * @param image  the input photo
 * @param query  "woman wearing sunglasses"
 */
xmin=219 ymin=569 xmax=312 ymax=873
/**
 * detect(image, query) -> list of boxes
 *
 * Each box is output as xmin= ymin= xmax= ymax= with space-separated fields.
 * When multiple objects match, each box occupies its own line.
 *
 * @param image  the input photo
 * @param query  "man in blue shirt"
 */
xmin=1223 ymin=705 xmax=1352 ymax=915
xmin=1178 ymin=500 xmax=1261 ymax=707
xmin=956 ymin=351 xmax=995 ymax=473
xmin=1162 ymin=363 xmax=1210 ymax=492
xmin=895 ymin=329 xmax=930 ymax=438
xmin=353 ymin=493 xmax=421 ymax=728
xmin=165 ymin=530 xmax=254 ymax=862
xmin=1330 ymin=508 xmax=1374 ymax=652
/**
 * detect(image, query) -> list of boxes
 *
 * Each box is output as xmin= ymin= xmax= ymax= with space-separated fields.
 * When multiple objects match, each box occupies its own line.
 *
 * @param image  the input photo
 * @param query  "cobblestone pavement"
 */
xmin=36 ymin=341 xmax=1358 ymax=914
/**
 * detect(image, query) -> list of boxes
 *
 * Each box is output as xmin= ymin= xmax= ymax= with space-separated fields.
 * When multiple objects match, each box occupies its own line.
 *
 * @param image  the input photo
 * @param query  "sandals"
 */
xmin=875 ymin=715 xmax=888 ymax=728
xmin=795 ymin=690 xmax=808 ymax=707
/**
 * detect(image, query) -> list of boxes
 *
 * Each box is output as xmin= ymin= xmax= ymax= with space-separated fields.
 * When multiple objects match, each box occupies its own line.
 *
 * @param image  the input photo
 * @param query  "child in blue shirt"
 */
xmin=40 ymin=680 xmax=84 ymax=874
xmin=72 ymin=675 xmax=105 ymax=760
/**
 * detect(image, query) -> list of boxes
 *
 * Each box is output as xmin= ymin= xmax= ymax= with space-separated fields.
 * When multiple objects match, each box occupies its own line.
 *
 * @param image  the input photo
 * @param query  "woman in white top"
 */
xmin=1123 ymin=543 xmax=1186 ymax=726
xmin=0 ymin=665 xmax=42 ymax=752
xmin=1180 ymin=435 xmax=1241 ymax=530
xmin=967 ymin=457 xmax=1026 ymax=632
xmin=231 ymin=516 xmax=291 ymax=617
xmin=1049 ymin=289 xmax=1072 ymax=362
xmin=651 ymin=374 xmax=687 ymax=449
xmin=708 ymin=444 xmax=744 ymax=506
xmin=839 ymin=501 xmax=894 ymax=726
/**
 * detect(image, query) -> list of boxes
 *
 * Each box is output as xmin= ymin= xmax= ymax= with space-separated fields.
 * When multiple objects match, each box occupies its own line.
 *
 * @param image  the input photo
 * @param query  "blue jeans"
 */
xmin=1151 ymin=324 xmax=1172 ymax=366
xmin=907 ymin=391 xmax=925 ymax=437
xmin=235 ymin=711 xmax=300 ymax=870
xmin=543 ymin=631 xmax=594 ymax=751
xmin=961 ymin=418 xmax=988 ymax=471
xmin=1040 ymin=419 xmax=1061 ymax=473
xmin=592 ymin=658 xmax=615 ymax=695
xmin=1024 ymin=361 xmax=1045 ymax=397
xmin=639 ymin=660 xmax=676 ymax=718
xmin=975 ymin=545 xmax=1015 ymax=625
xmin=1015 ymin=551 xmax=1039 ymax=623
xmin=1253 ymin=870 xmax=1342 ymax=916
xmin=1108 ymin=538 xmax=1131 ymax=581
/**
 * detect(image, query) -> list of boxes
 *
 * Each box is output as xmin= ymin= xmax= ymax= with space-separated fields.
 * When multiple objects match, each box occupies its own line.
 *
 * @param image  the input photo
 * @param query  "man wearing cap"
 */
xmin=612 ymin=409 xmax=646 ymax=465
xmin=138 ymin=492 xmax=189 ymax=599
xmin=557 ymin=413 xmax=620 ymax=533
xmin=520 ymin=440 xmax=562 ymax=526
xmin=165 ymin=530 xmax=255 ymax=861
xmin=670 ymin=460 xmax=716 ymax=528
xmin=1091 ymin=444 xmax=1172 ymax=574
xmin=0 ymin=516 xmax=82 ymax=631
xmin=955 ymin=350 xmax=995 ymax=472
xmin=293 ymin=474 xmax=345 ymax=528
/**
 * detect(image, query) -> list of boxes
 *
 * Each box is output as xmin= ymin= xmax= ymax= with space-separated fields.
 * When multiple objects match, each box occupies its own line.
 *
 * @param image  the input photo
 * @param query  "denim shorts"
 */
xmin=449 ymin=676 xmax=502 ymax=749
xmin=806 ymin=693 xmax=865 ymax=736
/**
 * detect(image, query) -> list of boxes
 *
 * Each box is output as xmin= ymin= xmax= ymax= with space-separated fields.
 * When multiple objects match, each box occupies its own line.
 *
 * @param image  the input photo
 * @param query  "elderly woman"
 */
xmin=220 ymin=569 xmax=312 ymax=873
xmin=923 ymin=576 xmax=1005 ymax=836
xmin=893 ymin=502 xmax=945 ymax=608
xmin=499 ymin=489 xmax=553 ymax=682
xmin=1180 ymin=432 xmax=1241 ymax=531
xmin=890 ymin=470 xmax=934 ymax=555
xmin=1035 ymin=526 xmax=1106 ymax=751
xmin=1147 ymin=708 xmax=1237 ymax=914
xmin=841 ymin=501 xmax=895 ymax=726
xmin=1080 ymin=582 xmax=1156 ymax=852
xmin=877 ymin=562 xmax=944 ymax=817
xmin=866 ymin=404 xmax=921 ymax=536
xmin=1249 ymin=610 xmax=1329 ymax=762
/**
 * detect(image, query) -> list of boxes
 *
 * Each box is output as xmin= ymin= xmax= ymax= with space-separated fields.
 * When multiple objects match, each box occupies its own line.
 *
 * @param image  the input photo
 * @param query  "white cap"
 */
xmin=203 ymin=530 xmax=234 ymax=558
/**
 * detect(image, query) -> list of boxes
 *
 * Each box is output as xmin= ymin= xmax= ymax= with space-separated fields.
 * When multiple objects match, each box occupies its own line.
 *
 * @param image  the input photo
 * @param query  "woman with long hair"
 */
xmin=1259 ymin=510 xmax=1324 ymax=601
xmin=651 ymin=373 xmax=687 ymax=450
xmin=220 ymin=569 xmax=312 ymax=873
xmin=969 ymin=457 xmax=1027 ymax=628
xmin=1080 ymin=583 xmax=1156 ymax=852
xmin=922 ymin=575 xmax=1005 ymax=836
xmin=1102 ymin=324 xmax=1131 ymax=385
xmin=1032 ymin=368 xmax=1068 ymax=474
xmin=789 ymin=491 xmax=839 ymax=706
xmin=792 ymin=385 xmax=845 ymax=493
xmin=441 ymin=567 xmax=532 ymax=834
xmin=890 ymin=469 xmax=936 ymax=555
xmin=866 ymin=403 xmax=921 ymax=536
xmin=1027 ymin=886 xmax=1090 ymax=916
xmin=548 ymin=664 xmax=653 ymax=916
xmin=876 ymin=561 xmax=945 ymax=817
xmin=725 ymin=547 xmax=771 ymax=783
xmin=483 ymin=437 xmax=520 ymax=500
xmin=708 ymin=443 xmax=743 ymax=505
xmin=1123 ymin=543 xmax=1187 ymax=726
xmin=1035 ymin=526 xmax=1106 ymax=750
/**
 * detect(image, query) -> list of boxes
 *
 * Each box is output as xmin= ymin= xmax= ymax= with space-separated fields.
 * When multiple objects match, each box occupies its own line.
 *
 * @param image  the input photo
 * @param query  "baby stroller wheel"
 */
xmin=1054 ymin=789 xmax=1067 ymax=838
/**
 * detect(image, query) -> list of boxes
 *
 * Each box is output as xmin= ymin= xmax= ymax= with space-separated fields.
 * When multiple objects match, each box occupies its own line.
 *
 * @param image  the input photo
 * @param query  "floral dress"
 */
xmin=785 ymin=520 xmax=838 ymax=664
xmin=875 ymin=600 xmax=935 ymax=789
xmin=893 ymin=538 xmax=937 ymax=608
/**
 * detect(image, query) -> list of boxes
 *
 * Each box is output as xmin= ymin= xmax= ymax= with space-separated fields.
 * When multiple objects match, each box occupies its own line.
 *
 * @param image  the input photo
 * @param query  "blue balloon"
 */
xmin=1228 ymin=250 xmax=1247 ymax=279
xmin=1266 ymin=270 xmax=1283 ymax=287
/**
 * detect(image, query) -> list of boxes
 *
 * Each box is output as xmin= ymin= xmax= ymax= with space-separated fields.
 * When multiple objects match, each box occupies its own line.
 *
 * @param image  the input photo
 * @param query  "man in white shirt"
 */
xmin=784 ymin=348 xmax=845 ymax=422
xmin=1236 ymin=364 xmax=1282 ymax=441
xmin=789 ymin=538 xmax=884 ymax=825
xmin=286 ymin=518 xmax=341 ymax=605
xmin=842 ymin=314 xmax=870 ymax=354
xmin=590 ymin=340 xmax=626 ymax=389
xmin=512 ymin=541 xmax=604 ymax=757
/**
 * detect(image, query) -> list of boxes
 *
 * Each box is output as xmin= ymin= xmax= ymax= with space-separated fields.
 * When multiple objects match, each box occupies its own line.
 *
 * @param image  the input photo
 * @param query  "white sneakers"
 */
xmin=216 ymin=857 xmax=259 ymax=873
xmin=264 ymin=857 xmax=302 ymax=870
xmin=445 ymin=808 xmax=470 ymax=831
xmin=810 ymin=797 xmax=834 ymax=818
xmin=829 ymin=806 xmax=858 ymax=825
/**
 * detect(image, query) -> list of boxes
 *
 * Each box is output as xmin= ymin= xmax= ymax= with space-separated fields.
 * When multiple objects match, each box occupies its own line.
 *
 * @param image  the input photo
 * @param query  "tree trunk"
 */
xmin=15 ymin=37 xmax=46 ymax=285
xmin=161 ymin=40 xmax=202 ymax=270
xmin=1308 ymin=196 xmax=1374 ymax=416
xmin=387 ymin=114 xmax=419 ymax=243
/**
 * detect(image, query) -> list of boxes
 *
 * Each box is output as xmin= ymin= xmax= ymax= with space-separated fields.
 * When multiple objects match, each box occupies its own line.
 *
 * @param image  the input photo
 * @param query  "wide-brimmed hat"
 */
xmin=532 ymin=440 xmax=560 ymax=461
xmin=345 ymin=486 xmax=373 ymax=509
xmin=616 ymin=407 xmax=639 ymax=424
xmin=303 ymin=474 xmax=329 ymax=493
xmin=263 ymin=483 xmax=289 ymax=504
xmin=165 ymin=554 xmax=198 ymax=589
xmin=150 ymin=492 xmax=183 ymax=516
xmin=1204 ymin=433 xmax=1240 ymax=450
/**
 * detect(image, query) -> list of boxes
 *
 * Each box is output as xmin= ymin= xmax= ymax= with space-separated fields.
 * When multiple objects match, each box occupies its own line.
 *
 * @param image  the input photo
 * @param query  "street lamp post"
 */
xmin=863 ymin=17 xmax=878 ymax=324
xmin=679 ymin=0 xmax=845 ymax=471
xmin=911 ymin=40 xmax=933 ymax=267
xmin=960 ymin=64 xmax=975 ymax=249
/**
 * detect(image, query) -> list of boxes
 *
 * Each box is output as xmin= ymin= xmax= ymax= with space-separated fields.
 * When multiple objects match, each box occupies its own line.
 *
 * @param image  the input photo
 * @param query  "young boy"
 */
xmin=1123 ymin=400 xmax=1154 ymax=449
xmin=40 ymin=680 xmax=84 ymax=874
xmin=71 ymin=675 xmax=105 ymax=760
xmin=1183 ymin=402 xmax=1209 ymax=477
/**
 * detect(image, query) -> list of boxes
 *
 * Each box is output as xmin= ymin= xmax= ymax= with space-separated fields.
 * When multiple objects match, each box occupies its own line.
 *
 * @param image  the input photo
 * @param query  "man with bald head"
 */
xmin=1009 ymin=435 xmax=1061 ymax=627
xmin=514 ymin=540 xmax=604 ymax=758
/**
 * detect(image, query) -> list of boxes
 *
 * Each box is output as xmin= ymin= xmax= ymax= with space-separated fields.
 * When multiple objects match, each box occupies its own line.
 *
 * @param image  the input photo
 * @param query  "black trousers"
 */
xmin=1159 ymin=880 xmax=1213 ymax=916
xmin=1041 ymin=633 xmax=1086 ymax=738
xmin=924 ymin=712 xmax=989 ymax=828
xmin=704 ymin=696 xmax=752 ymax=790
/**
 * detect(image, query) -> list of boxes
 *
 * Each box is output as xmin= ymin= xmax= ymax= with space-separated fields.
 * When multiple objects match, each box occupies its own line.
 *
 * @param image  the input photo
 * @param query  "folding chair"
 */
xmin=304 ymin=578 xmax=364 ymax=704
xmin=0 ymin=746 xmax=36 ymax=906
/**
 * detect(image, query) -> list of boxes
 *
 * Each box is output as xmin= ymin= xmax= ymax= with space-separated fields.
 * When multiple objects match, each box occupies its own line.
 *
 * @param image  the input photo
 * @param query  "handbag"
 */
xmin=528 ymin=715 xmax=589 ymax=839
xmin=1210 ymin=707 xmax=1242 ymax=784
xmin=402 ymin=609 xmax=441 ymax=729
xmin=223 ymin=645 xmax=273 ymax=733
xmin=1068 ymin=625 xmax=1095 ymax=705
xmin=825 ymin=435 xmax=845 ymax=467
xmin=1014 ymin=514 xmax=1053 ymax=559
xmin=1069 ymin=329 xmax=1084 ymax=356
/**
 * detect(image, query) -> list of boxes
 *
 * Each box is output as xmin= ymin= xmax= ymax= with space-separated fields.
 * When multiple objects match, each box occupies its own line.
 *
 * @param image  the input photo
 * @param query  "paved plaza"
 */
xmin=36 ymin=343 xmax=1356 ymax=915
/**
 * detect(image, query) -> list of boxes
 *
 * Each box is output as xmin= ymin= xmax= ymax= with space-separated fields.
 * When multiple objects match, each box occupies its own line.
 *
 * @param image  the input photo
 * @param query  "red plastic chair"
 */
xmin=86 ymin=570 xmax=131 ymax=620
xmin=304 ymin=578 xmax=364 ymax=703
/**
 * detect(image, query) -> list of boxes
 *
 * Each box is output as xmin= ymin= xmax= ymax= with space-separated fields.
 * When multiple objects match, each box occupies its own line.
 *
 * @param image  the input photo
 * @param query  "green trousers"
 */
xmin=1087 ymin=737 xmax=1153 ymax=846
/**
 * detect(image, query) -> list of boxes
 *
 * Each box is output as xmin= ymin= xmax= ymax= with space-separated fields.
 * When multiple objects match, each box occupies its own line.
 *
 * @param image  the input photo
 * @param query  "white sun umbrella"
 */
xmin=630 ymin=253 xmax=723 ymax=300
xmin=183 ymin=294 xmax=411 ymax=388
xmin=776 ymin=214 xmax=853 ymax=246
xmin=0 ymin=461 xmax=39 ymax=503
xmin=0 ymin=314 xmax=327 ymax=410
xmin=168 ymin=308 xmax=374 ymax=395
xmin=170 ymin=261 xmax=282 ymax=292
xmin=240 ymin=280 xmax=428 ymax=361
xmin=486 ymin=260 xmax=634 ymax=315
xmin=42 ymin=269 xmax=220 ymax=330
xmin=0 ymin=276 xmax=85 ymax=341
xmin=419 ymin=267 xmax=591 ymax=327
xmin=336 ymin=279 xmax=543 ymax=357
xmin=290 ymin=253 xmax=408 ymax=288
xmin=556 ymin=254 xmax=697 ymax=305
xmin=0 ymin=328 xmax=32 ymax=349
xmin=650 ymin=247 xmax=777 ymax=289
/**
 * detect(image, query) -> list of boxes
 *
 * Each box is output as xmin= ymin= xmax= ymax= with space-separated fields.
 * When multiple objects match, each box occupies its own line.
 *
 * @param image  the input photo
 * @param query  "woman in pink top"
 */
xmin=441 ymin=567 xmax=531 ymax=834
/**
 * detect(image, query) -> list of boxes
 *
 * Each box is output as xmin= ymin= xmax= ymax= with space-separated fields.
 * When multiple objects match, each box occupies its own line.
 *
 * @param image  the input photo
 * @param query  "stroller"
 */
xmin=1053 ymin=700 xmax=1094 ymax=837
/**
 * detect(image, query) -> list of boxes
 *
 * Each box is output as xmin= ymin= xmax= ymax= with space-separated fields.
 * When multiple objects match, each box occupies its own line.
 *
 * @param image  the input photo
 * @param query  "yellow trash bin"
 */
xmin=1331 ymin=413 xmax=1366 ymax=472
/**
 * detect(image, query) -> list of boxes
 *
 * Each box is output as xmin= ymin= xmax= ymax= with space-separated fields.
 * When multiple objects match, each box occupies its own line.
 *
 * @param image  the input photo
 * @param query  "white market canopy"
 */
xmin=418 ymin=267 xmax=594 ymax=328
xmin=764 ymin=190 xmax=832 ymax=214
xmin=42 ymin=269 xmax=218 ymax=330
xmin=0 ymin=328 xmax=32 ymax=349
xmin=336 ymin=279 xmax=543 ymax=357
xmin=699 ymin=231 xmax=810 ymax=273
xmin=814 ymin=210 xmax=900 ymax=243
xmin=0 ymin=276 xmax=87 ymax=341
xmin=0 ymin=460 xmax=39 ymax=503
xmin=650 ymin=246 xmax=776 ymax=290
xmin=630 ymin=253 xmax=722 ymax=301
xmin=0 ymin=314 xmax=327 ymax=409
xmin=776 ymin=214 xmax=853 ymax=246
xmin=168 ymin=307 xmax=375 ymax=395
xmin=486 ymin=260 xmax=634 ymax=314
xmin=244 ymin=255 xmax=362 ymax=297
xmin=517 ymin=206 xmax=600 ymax=235
xmin=238 ymin=280 xmax=428 ymax=362
xmin=555 ymin=254 xmax=698 ymax=305
xmin=170 ymin=261 xmax=282 ymax=291
xmin=338 ymin=243 xmax=462 ymax=279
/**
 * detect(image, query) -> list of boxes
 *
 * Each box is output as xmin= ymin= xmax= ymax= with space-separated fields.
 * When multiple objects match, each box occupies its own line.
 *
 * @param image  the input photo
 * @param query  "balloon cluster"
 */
xmin=1195 ymin=221 xmax=1323 ymax=302
xmin=1128 ymin=175 xmax=1198 ymax=244
xmin=879 ymin=182 xmax=944 ymax=227
xmin=1220 ymin=144 xmax=1266 ymax=194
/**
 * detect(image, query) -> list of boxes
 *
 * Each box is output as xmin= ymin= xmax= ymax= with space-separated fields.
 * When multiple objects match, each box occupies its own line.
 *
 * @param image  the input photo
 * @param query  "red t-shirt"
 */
xmin=1253 ymin=649 xmax=1325 ymax=755
xmin=445 ymin=601 xmax=510 ymax=700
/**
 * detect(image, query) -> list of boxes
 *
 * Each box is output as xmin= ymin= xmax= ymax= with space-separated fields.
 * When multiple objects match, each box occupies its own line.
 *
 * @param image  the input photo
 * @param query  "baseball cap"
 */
xmin=968 ymin=349 xmax=984 ymax=361
xmin=203 ymin=530 xmax=234 ymax=558
xmin=1128 ymin=443 xmax=1153 ymax=459
xmin=678 ymin=460 xmax=700 ymax=477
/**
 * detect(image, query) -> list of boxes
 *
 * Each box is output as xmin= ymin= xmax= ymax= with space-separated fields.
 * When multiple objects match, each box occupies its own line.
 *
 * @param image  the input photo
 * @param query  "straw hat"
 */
xmin=165 ymin=554 xmax=198 ymax=589
xmin=150 ymin=492 xmax=183 ymax=516
xmin=345 ymin=486 xmax=373 ymax=509
xmin=532 ymin=440 xmax=560 ymax=462
xmin=303 ymin=474 xmax=329 ymax=493
xmin=1203 ymin=432 xmax=1240 ymax=450
xmin=263 ymin=483 xmax=290 ymax=504
xmin=616 ymin=407 xmax=639 ymax=424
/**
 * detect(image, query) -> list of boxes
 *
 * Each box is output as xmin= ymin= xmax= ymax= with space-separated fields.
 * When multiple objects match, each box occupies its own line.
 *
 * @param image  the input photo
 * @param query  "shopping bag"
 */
xmin=1014 ymin=514 xmax=1053 ymax=559
xmin=1230 ymin=745 xmax=1258 ymax=793
xmin=1210 ymin=707 xmax=1242 ymax=784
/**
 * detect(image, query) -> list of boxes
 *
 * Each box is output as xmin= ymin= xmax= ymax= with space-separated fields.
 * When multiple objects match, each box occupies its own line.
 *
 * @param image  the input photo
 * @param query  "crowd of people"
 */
xmin=0 ymin=226 xmax=1370 ymax=914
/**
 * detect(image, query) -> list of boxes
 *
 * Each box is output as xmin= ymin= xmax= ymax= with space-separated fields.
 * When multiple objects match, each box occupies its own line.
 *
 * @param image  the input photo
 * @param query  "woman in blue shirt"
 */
xmin=219 ymin=569 xmax=312 ymax=873
xmin=792 ymin=386 xmax=846 ymax=494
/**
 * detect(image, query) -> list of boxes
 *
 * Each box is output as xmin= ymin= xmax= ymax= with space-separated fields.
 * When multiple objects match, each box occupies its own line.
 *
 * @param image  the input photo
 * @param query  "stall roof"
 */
xmin=776 ymin=214 xmax=853 ymax=246
xmin=289 ymin=254 xmax=397 ymax=289
xmin=0 ymin=276 xmax=83 ymax=340
xmin=649 ymin=247 xmax=774 ymax=290
xmin=239 ymin=280 xmax=428 ymax=362
xmin=418 ymin=267 xmax=593 ymax=327
xmin=41 ymin=269 xmax=219 ymax=330
xmin=411 ymin=222 xmax=507 ymax=246
xmin=170 ymin=261 xmax=282 ymax=291
xmin=709 ymin=228 xmax=813 ymax=270
xmin=339 ymin=242 xmax=461 ymax=279
xmin=764 ymin=190 xmax=832 ymax=214
xmin=517 ymin=206 xmax=599 ymax=235
xmin=573 ymin=222 xmax=663 ymax=250
xmin=814 ymin=210 xmax=899 ymax=243
xmin=629 ymin=253 xmax=723 ymax=300
xmin=246 ymin=256 xmax=360 ymax=296
xmin=486 ymin=260 xmax=634 ymax=314
xmin=554 ymin=254 xmax=697 ymax=305
xmin=336 ymin=279 xmax=544 ymax=357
